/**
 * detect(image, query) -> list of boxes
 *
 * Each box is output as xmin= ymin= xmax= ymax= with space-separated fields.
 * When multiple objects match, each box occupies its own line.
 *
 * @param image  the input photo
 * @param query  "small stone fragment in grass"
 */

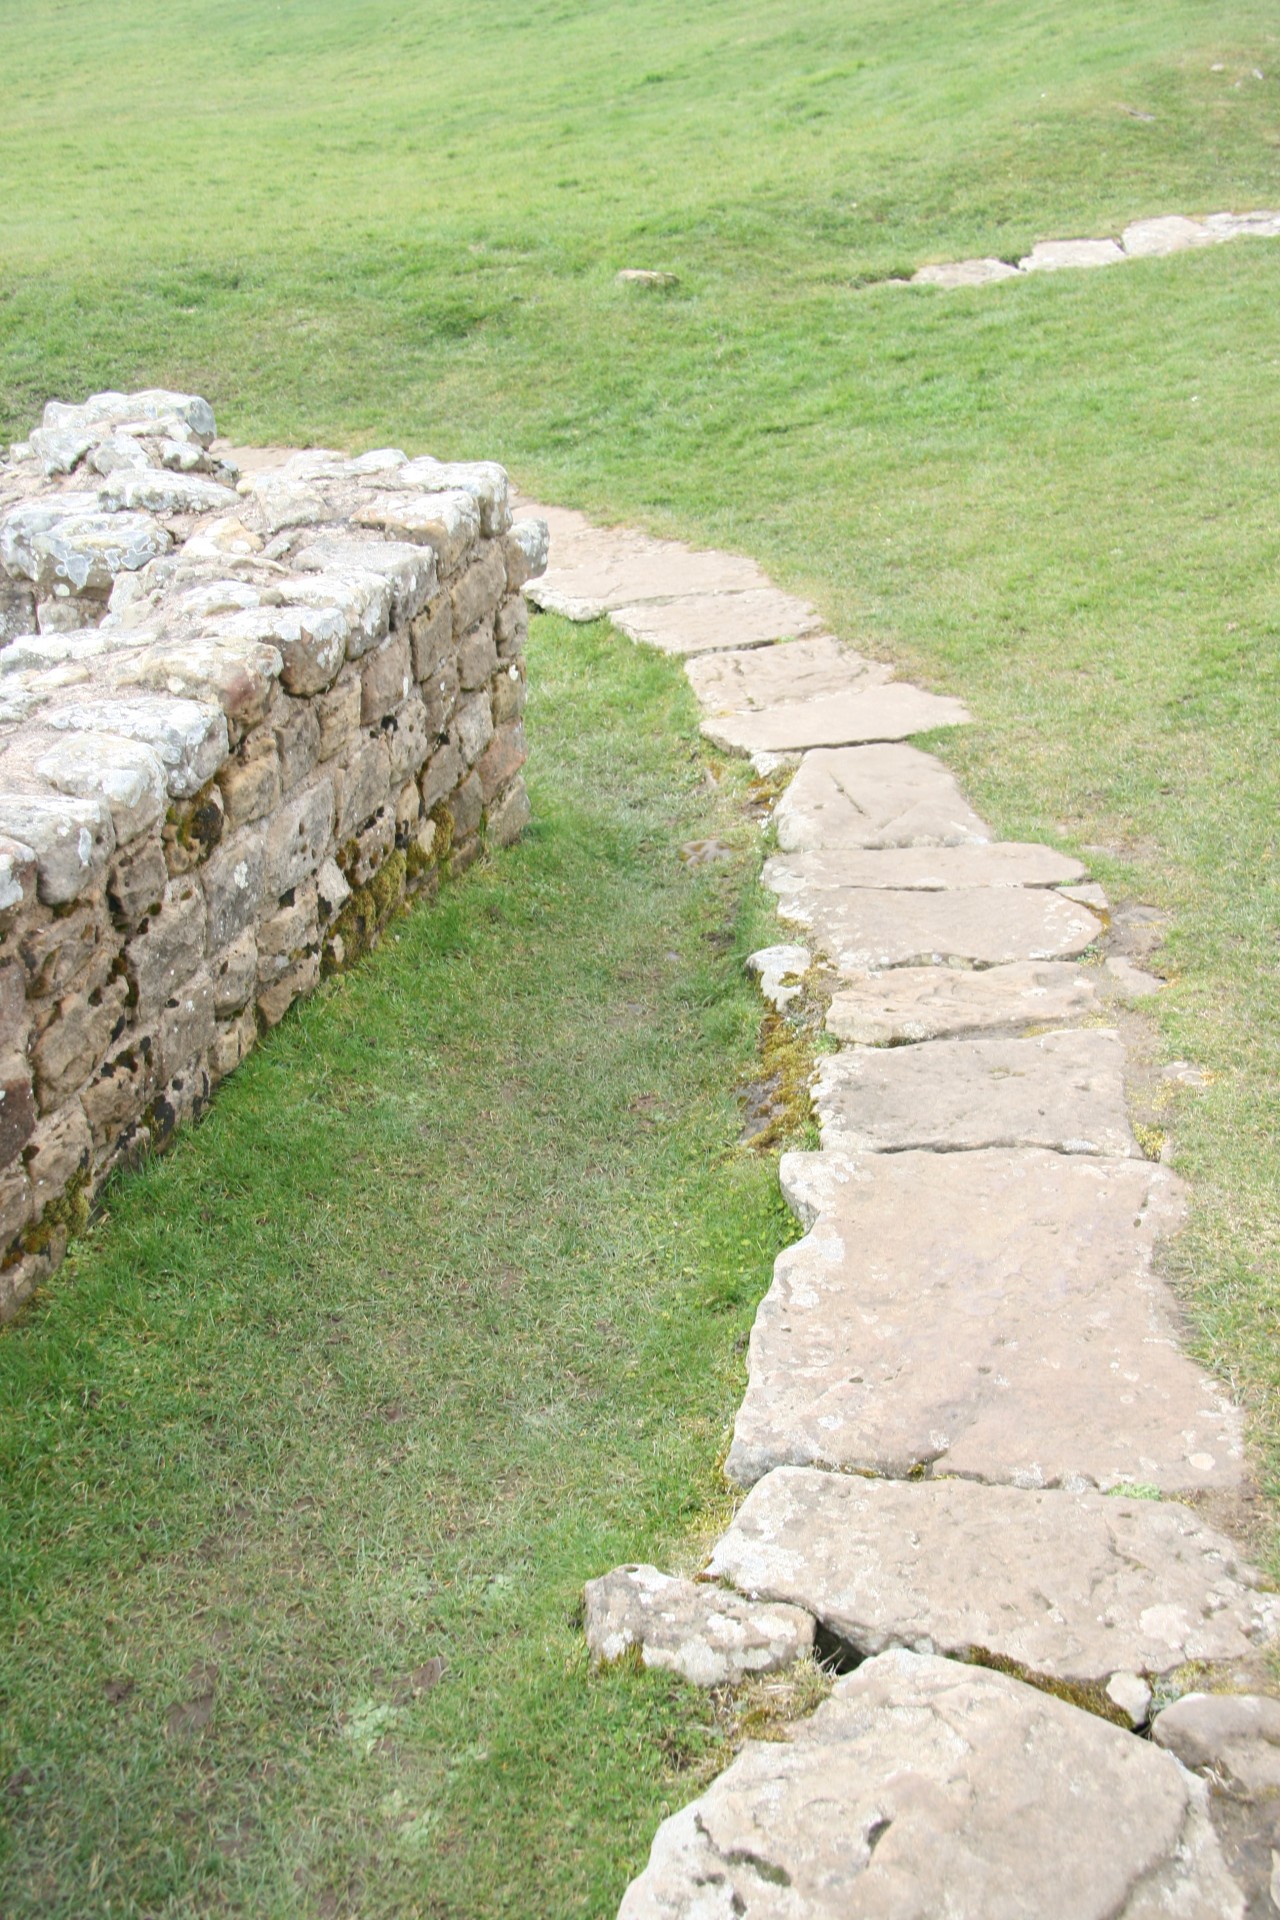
xmin=746 ymin=944 xmax=811 ymax=1014
xmin=679 ymin=836 xmax=734 ymax=866
xmin=616 ymin=270 xmax=679 ymax=289
xmin=584 ymin=1563 xmax=814 ymax=1688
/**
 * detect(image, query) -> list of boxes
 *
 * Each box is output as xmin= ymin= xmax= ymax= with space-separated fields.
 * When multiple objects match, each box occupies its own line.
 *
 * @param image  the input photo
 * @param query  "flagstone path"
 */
xmin=517 ymin=493 xmax=1277 ymax=1916
xmin=906 ymin=208 xmax=1280 ymax=290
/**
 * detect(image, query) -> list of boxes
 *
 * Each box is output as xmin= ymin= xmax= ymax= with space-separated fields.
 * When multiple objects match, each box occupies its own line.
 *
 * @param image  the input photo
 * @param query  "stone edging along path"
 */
xmin=515 ymin=494 xmax=1280 ymax=1916
xmin=903 ymin=208 xmax=1280 ymax=289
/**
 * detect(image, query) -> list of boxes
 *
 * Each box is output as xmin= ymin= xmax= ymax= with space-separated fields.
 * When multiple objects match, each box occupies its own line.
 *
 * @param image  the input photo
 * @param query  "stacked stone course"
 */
xmin=0 ymin=390 xmax=548 ymax=1320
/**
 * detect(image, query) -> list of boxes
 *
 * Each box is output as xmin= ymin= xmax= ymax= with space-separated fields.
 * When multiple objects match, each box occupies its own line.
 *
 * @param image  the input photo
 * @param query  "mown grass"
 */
xmin=0 ymin=617 xmax=796 ymax=1916
xmin=3 ymin=0 xmax=1280 ymax=1903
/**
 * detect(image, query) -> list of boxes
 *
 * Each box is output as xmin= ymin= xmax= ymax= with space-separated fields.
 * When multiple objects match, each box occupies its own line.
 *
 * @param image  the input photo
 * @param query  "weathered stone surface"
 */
xmin=773 ymin=744 xmax=991 ymax=852
xmin=704 ymin=681 xmax=971 ymax=756
xmin=1106 ymin=954 xmax=1165 ymax=1001
xmin=611 ymin=588 xmax=823 ymax=657
xmin=584 ymin=1564 xmax=813 ymax=1688
xmin=618 ymin=1650 xmax=1241 ymax=1920
xmin=128 ymin=877 xmax=206 ymax=1019
xmin=765 ymin=866 xmax=1102 ymax=971
xmin=685 ymin=633 xmax=890 ymax=714
xmin=826 ymin=959 xmax=1100 ymax=1043
xmin=97 ymin=469 xmax=238 ymax=516
xmin=359 ymin=632 xmax=412 ymax=726
xmin=813 ymin=1029 xmax=1136 ymax=1156
xmin=41 ymin=695 xmax=228 ymax=799
xmin=765 ymin=842 xmax=1085 ymax=892
xmin=519 ymin=501 xmax=770 ymax=620
xmin=1122 ymin=215 xmax=1213 ymax=257
xmin=353 ymin=488 xmax=480 ymax=571
xmin=43 ymin=389 xmax=216 ymax=443
xmin=727 ymin=1146 xmax=1241 ymax=1493
xmin=1 ymin=502 xmax=171 ymax=594
xmin=1203 ymin=210 xmax=1280 ymax=242
xmin=746 ymin=945 xmax=811 ymax=1013
xmin=450 ymin=543 xmax=507 ymax=636
xmin=503 ymin=518 xmax=550 ymax=590
xmin=912 ymin=256 xmax=1022 ymax=288
xmin=1019 ymin=238 xmax=1126 ymax=272
xmin=1153 ymin=1694 xmax=1280 ymax=1795
xmin=33 ymin=732 xmax=167 ymax=845
xmin=293 ymin=534 xmax=437 ymax=625
xmin=709 ymin=1468 xmax=1279 ymax=1708
xmin=202 ymin=826 xmax=267 ymax=948
xmin=266 ymin=776 xmax=336 ymax=893
xmin=397 ymin=456 xmax=511 ymax=536
xmin=0 ymin=793 xmax=114 ymax=905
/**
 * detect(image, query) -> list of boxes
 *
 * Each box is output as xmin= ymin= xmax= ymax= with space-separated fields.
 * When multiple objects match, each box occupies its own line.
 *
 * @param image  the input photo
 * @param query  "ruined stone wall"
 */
xmin=0 ymin=390 xmax=549 ymax=1319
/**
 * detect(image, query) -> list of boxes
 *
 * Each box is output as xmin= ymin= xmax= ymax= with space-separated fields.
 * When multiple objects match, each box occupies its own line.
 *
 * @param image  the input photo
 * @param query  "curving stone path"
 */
xmin=516 ymin=492 xmax=1278 ymax=1914
xmin=907 ymin=208 xmax=1280 ymax=290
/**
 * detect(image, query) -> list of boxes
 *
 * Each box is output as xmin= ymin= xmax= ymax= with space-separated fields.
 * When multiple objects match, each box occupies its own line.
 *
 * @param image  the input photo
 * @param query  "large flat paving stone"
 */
xmin=703 ymin=681 xmax=971 ymax=755
xmin=1019 ymin=237 xmax=1126 ymax=272
xmin=764 ymin=841 xmax=1086 ymax=891
xmin=584 ymin=1564 xmax=813 ymax=1688
xmin=764 ymin=864 xmax=1102 ymax=971
xmin=685 ymin=633 xmax=890 ymax=714
xmin=826 ymin=959 xmax=1101 ymax=1043
xmin=912 ymin=256 xmax=1022 ymax=288
xmin=610 ymin=587 xmax=822 ymax=656
xmin=515 ymin=500 xmax=770 ymax=620
xmin=617 ymin=1649 xmax=1242 ymax=1920
xmin=1153 ymin=1693 xmax=1280 ymax=1796
xmin=812 ymin=1029 xmax=1136 ymax=1156
xmin=773 ymin=743 xmax=991 ymax=851
xmin=707 ymin=1468 xmax=1280 ymax=1704
xmin=726 ymin=1146 xmax=1244 ymax=1493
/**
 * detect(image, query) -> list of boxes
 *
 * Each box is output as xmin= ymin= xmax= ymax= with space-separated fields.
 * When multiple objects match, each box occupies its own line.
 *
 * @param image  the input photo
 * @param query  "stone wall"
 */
xmin=0 ymin=390 xmax=549 ymax=1320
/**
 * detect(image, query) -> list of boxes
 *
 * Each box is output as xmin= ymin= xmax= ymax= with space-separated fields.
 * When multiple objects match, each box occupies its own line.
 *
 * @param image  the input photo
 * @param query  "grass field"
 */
xmin=2 ymin=0 xmax=1280 ymax=1912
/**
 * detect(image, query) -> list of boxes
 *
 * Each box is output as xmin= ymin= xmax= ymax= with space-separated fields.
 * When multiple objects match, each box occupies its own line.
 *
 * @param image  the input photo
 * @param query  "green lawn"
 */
xmin=2 ymin=0 xmax=1280 ymax=1909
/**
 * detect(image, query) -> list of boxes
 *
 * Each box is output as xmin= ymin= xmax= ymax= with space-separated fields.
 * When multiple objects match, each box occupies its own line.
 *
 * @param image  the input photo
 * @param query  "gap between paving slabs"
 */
xmin=517 ymin=491 xmax=1280 ymax=1917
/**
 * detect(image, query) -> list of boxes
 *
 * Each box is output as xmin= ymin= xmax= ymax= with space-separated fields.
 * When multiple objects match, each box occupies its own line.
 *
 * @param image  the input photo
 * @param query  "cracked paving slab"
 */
xmin=610 ymin=587 xmax=823 ymax=655
xmin=702 ymin=681 xmax=971 ymax=756
xmin=773 ymin=743 xmax=992 ymax=851
xmin=515 ymin=499 xmax=771 ymax=619
xmin=764 ymin=865 xmax=1102 ymax=971
xmin=764 ymin=842 xmax=1086 ymax=892
xmin=725 ymin=1146 xmax=1243 ymax=1494
xmin=812 ymin=1028 xmax=1136 ymax=1157
xmin=707 ymin=1468 xmax=1279 ymax=1708
xmin=618 ymin=1649 xmax=1242 ymax=1919
xmin=825 ymin=959 xmax=1101 ymax=1043
xmin=684 ymin=633 xmax=891 ymax=714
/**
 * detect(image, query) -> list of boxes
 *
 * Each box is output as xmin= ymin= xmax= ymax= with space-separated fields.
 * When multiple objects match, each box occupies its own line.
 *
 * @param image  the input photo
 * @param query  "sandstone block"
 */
xmin=118 ymin=637 xmax=282 ymax=736
xmin=80 ymin=1030 xmax=157 ymax=1151
xmin=34 ymin=731 xmax=167 ymax=846
xmin=33 ymin=978 xmax=128 ymax=1112
xmin=216 ymin=728 xmax=281 ymax=829
xmin=43 ymin=389 xmax=215 ymax=443
xmin=257 ymin=949 xmax=320 ymax=1028
xmin=727 ymin=1146 xmax=1240 ymax=1494
xmin=0 ymin=1159 xmax=32 ymax=1248
xmin=0 ymin=1050 xmax=37 ymax=1166
xmin=1122 ymin=215 xmax=1213 ymax=258
xmin=0 ymin=963 xmax=30 ymax=1055
xmin=584 ymin=1564 xmax=814 ymax=1687
xmin=107 ymin=837 xmax=168 ymax=931
xmin=491 ymin=660 xmax=526 ymax=725
xmin=452 ymin=692 xmax=494 ymax=768
xmin=0 ymin=792 xmax=115 ymax=906
xmin=503 ymin=518 xmax=550 ymax=589
xmin=281 ymin=567 xmax=391 ymax=658
xmin=912 ymin=256 xmax=1022 ymax=288
xmin=314 ymin=666 xmax=361 ymax=761
xmin=487 ymin=779 xmax=530 ymax=847
xmin=293 ymin=534 xmax=436 ymax=625
xmin=359 ymin=631 xmax=412 ymax=727
xmin=525 ymin=515 xmax=769 ymax=620
xmin=335 ymin=738 xmax=390 ymax=843
xmin=386 ymin=694 xmax=432 ymax=785
xmin=210 ymin=929 xmax=257 ymax=1016
xmin=709 ymin=1468 xmax=1279 ymax=1709
xmin=774 ymin=743 xmax=991 ymax=852
xmin=421 ymin=655 xmax=460 ymax=741
xmin=19 ymin=895 xmax=114 ymax=999
xmin=707 ymin=678 xmax=971 ymax=755
xmin=353 ymin=489 xmax=480 ymax=572
xmin=1019 ymin=237 xmax=1126 ymax=272
xmin=618 ymin=1651 xmax=1242 ymax=1920
xmin=448 ymin=770 xmax=484 ymax=844
xmin=421 ymin=743 xmax=463 ymax=812
xmin=495 ymin=594 xmax=528 ymax=659
xmin=161 ymin=781 xmax=224 ymax=875
xmin=826 ymin=959 xmax=1100 ymax=1044
xmin=457 ymin=618 xmax=498 ymax=692
xmin=0 ymin=835 xmax=38 ymax=930
xmin=813 ymin=1028 xmax=1136 ymax=1156
xmin=685 ymin=635 xmax=890 ymax=715
xmin=398 ymin=457 xmax=511 ymax=537
xmin=203 ymin=825 xmax=267 ymax=947
xmin=157 ymin=968 xmax=216 ymax=1081
xmin=41 ymin=694 xmax=228 ymax=799
xmin=346 ymin=809 xmax=396 ymax=888
xmin=612 ymin=586 xmax=823 ymax=658
xmin=410 ymin=589 xmax=453 ymax=681
xmin=450 ymin=544 xmax=507 ymax=642
xmin=97 ymin=469 xmax=237 ymax=516
xmin=24 ymin=1100 xmax=91 ymax=1222
xmin=264 ymin=777 xmax=335 ymax=895
xmin=127 ymin=876 xmax=206 ymax=1018
xmin=316 ymin=858 xmax=350 ymax=924
xmin=476 ymin=722 xmax=526 ymax=803
xmin=1 ymin=499 xmax=171 ymax=594
xmin=209 ymin=1005 xmax=256 ymax=1082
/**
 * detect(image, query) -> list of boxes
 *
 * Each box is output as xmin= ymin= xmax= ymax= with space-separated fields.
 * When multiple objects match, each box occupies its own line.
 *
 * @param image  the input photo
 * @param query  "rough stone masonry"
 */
xmin=0 ymin=389 xmax=548 ymax=1319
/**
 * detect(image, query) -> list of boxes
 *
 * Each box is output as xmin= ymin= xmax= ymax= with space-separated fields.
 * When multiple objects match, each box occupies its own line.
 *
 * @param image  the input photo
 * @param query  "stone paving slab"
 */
xmin=913 ymin=257 xmax=1022 ymax=288
xmin=514 ymin=497 xmax=770 ymax=619
xmin=684 ymin=633 xmax=891 ymax=714
xmin=826 ymin=958 xmax=1101 ymax=1043
xmin=704 ymin=681 xmax=970 ymax=756
xmin=764 ymin=842 xmax=1086 ymax=891
xmin=618 ymin=1649 xmax=1242 ymax=1920
xmin=1122 ymin=215 xmax=1215 ymax=258
xmin=764 ymin=867 xmax=1102 ymax=971
xmin=726 ymin=1146 xmax=1244 ymax=1493
xmin=609 ymin=587 xmax=823 ymax=656
xmin=707 ymin=1468 xmax=1279 ymax=1706
xmin=1020 ymin=238 xmax=1127 ymax=272
xmin=1153 ymin=1693 xmax=1280 ymax=1796
xmin=584 ymin=1564 xmax=813 ymax=1688
xmin=812 ymin=1029 xmax=1136 ymax=1156
xmin=773 ymin=744 xmax=992 ymax=851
